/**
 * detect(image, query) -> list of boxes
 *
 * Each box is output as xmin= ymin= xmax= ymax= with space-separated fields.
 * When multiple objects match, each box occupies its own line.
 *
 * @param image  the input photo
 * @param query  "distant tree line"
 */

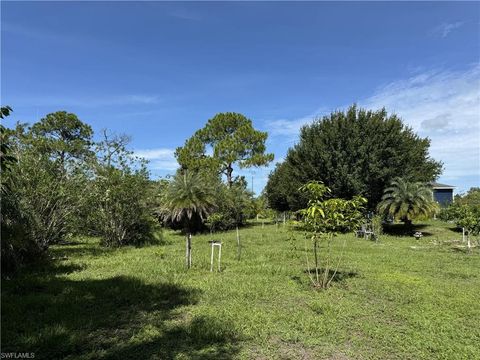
xmin=2 ymin=103 xmax=453 ymax=273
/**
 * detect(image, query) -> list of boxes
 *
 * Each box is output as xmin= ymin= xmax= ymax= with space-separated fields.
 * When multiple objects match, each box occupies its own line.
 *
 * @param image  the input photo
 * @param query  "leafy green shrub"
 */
xmin=206 ymin=177 xmax=255 ymax=232
xmin=1 ymin=158 xmax=44 ymax=274
xmin=88 ymin=133 xmax=159 ymax=247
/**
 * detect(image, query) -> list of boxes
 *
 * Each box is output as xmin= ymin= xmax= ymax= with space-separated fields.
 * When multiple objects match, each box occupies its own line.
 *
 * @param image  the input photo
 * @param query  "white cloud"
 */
xmin=135 ymin=148 xmax=178 ymax=171
xmin=265 ymin=108 xmax=331 ymax=137
xmin=264 ymin=65 xmax=480 ymax=189
xmin=431 ymin=22 xmax=464 ymax=38
xmin=362 ymin=64 xmax=480 ymax=182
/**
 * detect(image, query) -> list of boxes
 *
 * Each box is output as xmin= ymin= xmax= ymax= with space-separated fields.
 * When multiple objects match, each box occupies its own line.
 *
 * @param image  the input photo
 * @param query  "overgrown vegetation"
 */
xmin=1 ymin=109 xmax=158 ymax=274
xmin=88 ymin=132 xmax=158 ymax=247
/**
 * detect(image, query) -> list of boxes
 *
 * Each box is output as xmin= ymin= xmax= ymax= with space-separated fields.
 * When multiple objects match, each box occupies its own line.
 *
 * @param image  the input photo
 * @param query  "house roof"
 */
xmin=430 ymin=181 xmax=455 ymax=189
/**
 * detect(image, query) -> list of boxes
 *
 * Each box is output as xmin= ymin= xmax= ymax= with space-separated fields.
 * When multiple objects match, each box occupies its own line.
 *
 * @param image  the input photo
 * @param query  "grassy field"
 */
xmin=2 ymin=221 xmax=479 ymax=359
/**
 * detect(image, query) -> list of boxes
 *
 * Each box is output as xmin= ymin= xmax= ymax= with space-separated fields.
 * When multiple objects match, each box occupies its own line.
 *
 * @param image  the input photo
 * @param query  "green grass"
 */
xmin=2 ymin=221 xmax=479 ymax=359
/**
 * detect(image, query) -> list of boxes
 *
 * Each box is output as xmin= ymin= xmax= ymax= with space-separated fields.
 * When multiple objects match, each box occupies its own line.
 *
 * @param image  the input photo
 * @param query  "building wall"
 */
xmin=434 ymin=189 xmax=453 ymax=207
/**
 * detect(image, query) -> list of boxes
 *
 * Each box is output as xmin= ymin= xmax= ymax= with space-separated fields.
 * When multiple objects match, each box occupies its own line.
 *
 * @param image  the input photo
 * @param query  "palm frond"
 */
xmin=377 ymin=178 xmax=437 ymax=223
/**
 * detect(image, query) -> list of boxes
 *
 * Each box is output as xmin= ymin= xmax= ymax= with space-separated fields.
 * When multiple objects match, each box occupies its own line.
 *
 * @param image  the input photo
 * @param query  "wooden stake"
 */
xmin=210 ymin=241 xmax=222 ymax=272
xmin=210 ymin=242 xmax=215 ymax=272
xmin=218 ymin=243 xmax=222 ymax=271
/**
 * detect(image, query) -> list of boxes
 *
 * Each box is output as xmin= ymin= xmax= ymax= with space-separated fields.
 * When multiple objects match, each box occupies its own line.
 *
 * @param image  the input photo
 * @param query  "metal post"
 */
xmin=210 ymin=242 xmax=214 ymax=272
xmin=218 ymin=243 xmax=222 ymax=271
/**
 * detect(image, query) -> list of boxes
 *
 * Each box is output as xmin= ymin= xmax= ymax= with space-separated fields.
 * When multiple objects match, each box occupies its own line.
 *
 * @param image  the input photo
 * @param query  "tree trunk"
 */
xmin=403 ymin=218 xmax=413 ymax=230
xmin=226 ymin=164 xmax=233 ymax=188
xmin=313 ymin=239 xmax=319 ymax=285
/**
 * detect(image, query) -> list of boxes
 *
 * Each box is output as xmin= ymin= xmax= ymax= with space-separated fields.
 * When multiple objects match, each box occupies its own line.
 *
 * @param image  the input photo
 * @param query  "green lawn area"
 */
xmin=2 ymin=221 xmax=479 ymax=359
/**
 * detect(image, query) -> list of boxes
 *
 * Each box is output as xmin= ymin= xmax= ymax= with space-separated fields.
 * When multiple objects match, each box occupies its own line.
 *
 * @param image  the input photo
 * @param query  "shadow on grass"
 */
xmin=2 ymin=265 xmax=239 ymax=359
xmin=450 ymin=245 xmax=478 ymax=254
xmin=50 ymin=244 xmax=114 ymax=260
xmin=382 ymin=223 xmax=433 ymax=237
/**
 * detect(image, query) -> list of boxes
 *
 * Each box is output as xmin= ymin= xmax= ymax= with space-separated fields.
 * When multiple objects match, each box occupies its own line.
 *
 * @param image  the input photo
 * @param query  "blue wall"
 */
xmin=434 ymin=189 xmax=453 ymax=207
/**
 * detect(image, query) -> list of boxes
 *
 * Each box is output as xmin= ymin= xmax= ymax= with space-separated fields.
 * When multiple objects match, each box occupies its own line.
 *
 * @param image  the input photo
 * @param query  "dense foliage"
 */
xmin=440 ymin=188 xmax=480 ymax=237
xmin=1 ymin=107 xmax=44 ymax=273
xmin=266 ymin=105 xmax=442 ymax=211
xmin=206 ymin=177 xmax=256 ymax=232
xmin=87 ymin=133 xmax=158 ymax=247
xmin=453 ymin=187 xmax=480 ymax=207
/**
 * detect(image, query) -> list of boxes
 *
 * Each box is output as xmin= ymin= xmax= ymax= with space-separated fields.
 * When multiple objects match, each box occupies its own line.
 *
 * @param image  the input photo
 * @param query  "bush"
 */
xmin=1 ymin=186 xmax=44 ymax=274
xmin=440 ymin=203 xmax=480 ymax=236
xmin=206 ymin=178 xmax=255 ymax=232
xmin=88 ymin=134 xmax=159 ymax=247
xmin=89 ymin=167 xmax=158 ymax=246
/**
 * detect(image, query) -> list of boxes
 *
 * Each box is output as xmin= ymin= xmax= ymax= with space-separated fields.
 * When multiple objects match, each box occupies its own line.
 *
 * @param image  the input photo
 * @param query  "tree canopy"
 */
xmin=30 ymin=111 xmax=93 ymax=169
xmin=175 ymin=112 xmax=274 ymax=187
xmin=266 ymin=105 xmax=442 ymax=211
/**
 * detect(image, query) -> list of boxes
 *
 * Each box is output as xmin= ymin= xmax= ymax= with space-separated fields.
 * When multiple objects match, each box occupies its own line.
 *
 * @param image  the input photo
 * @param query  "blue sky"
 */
xmin=2 ymin=1 xmax=479 ymax=194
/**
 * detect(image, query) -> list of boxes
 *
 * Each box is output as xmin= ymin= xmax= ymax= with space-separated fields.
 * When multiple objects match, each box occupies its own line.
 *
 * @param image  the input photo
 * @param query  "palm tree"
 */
xmin=160 ymin=170 xmax=217 ymax=268
xmin=377 ymin=178 xmax=438 ymax=227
